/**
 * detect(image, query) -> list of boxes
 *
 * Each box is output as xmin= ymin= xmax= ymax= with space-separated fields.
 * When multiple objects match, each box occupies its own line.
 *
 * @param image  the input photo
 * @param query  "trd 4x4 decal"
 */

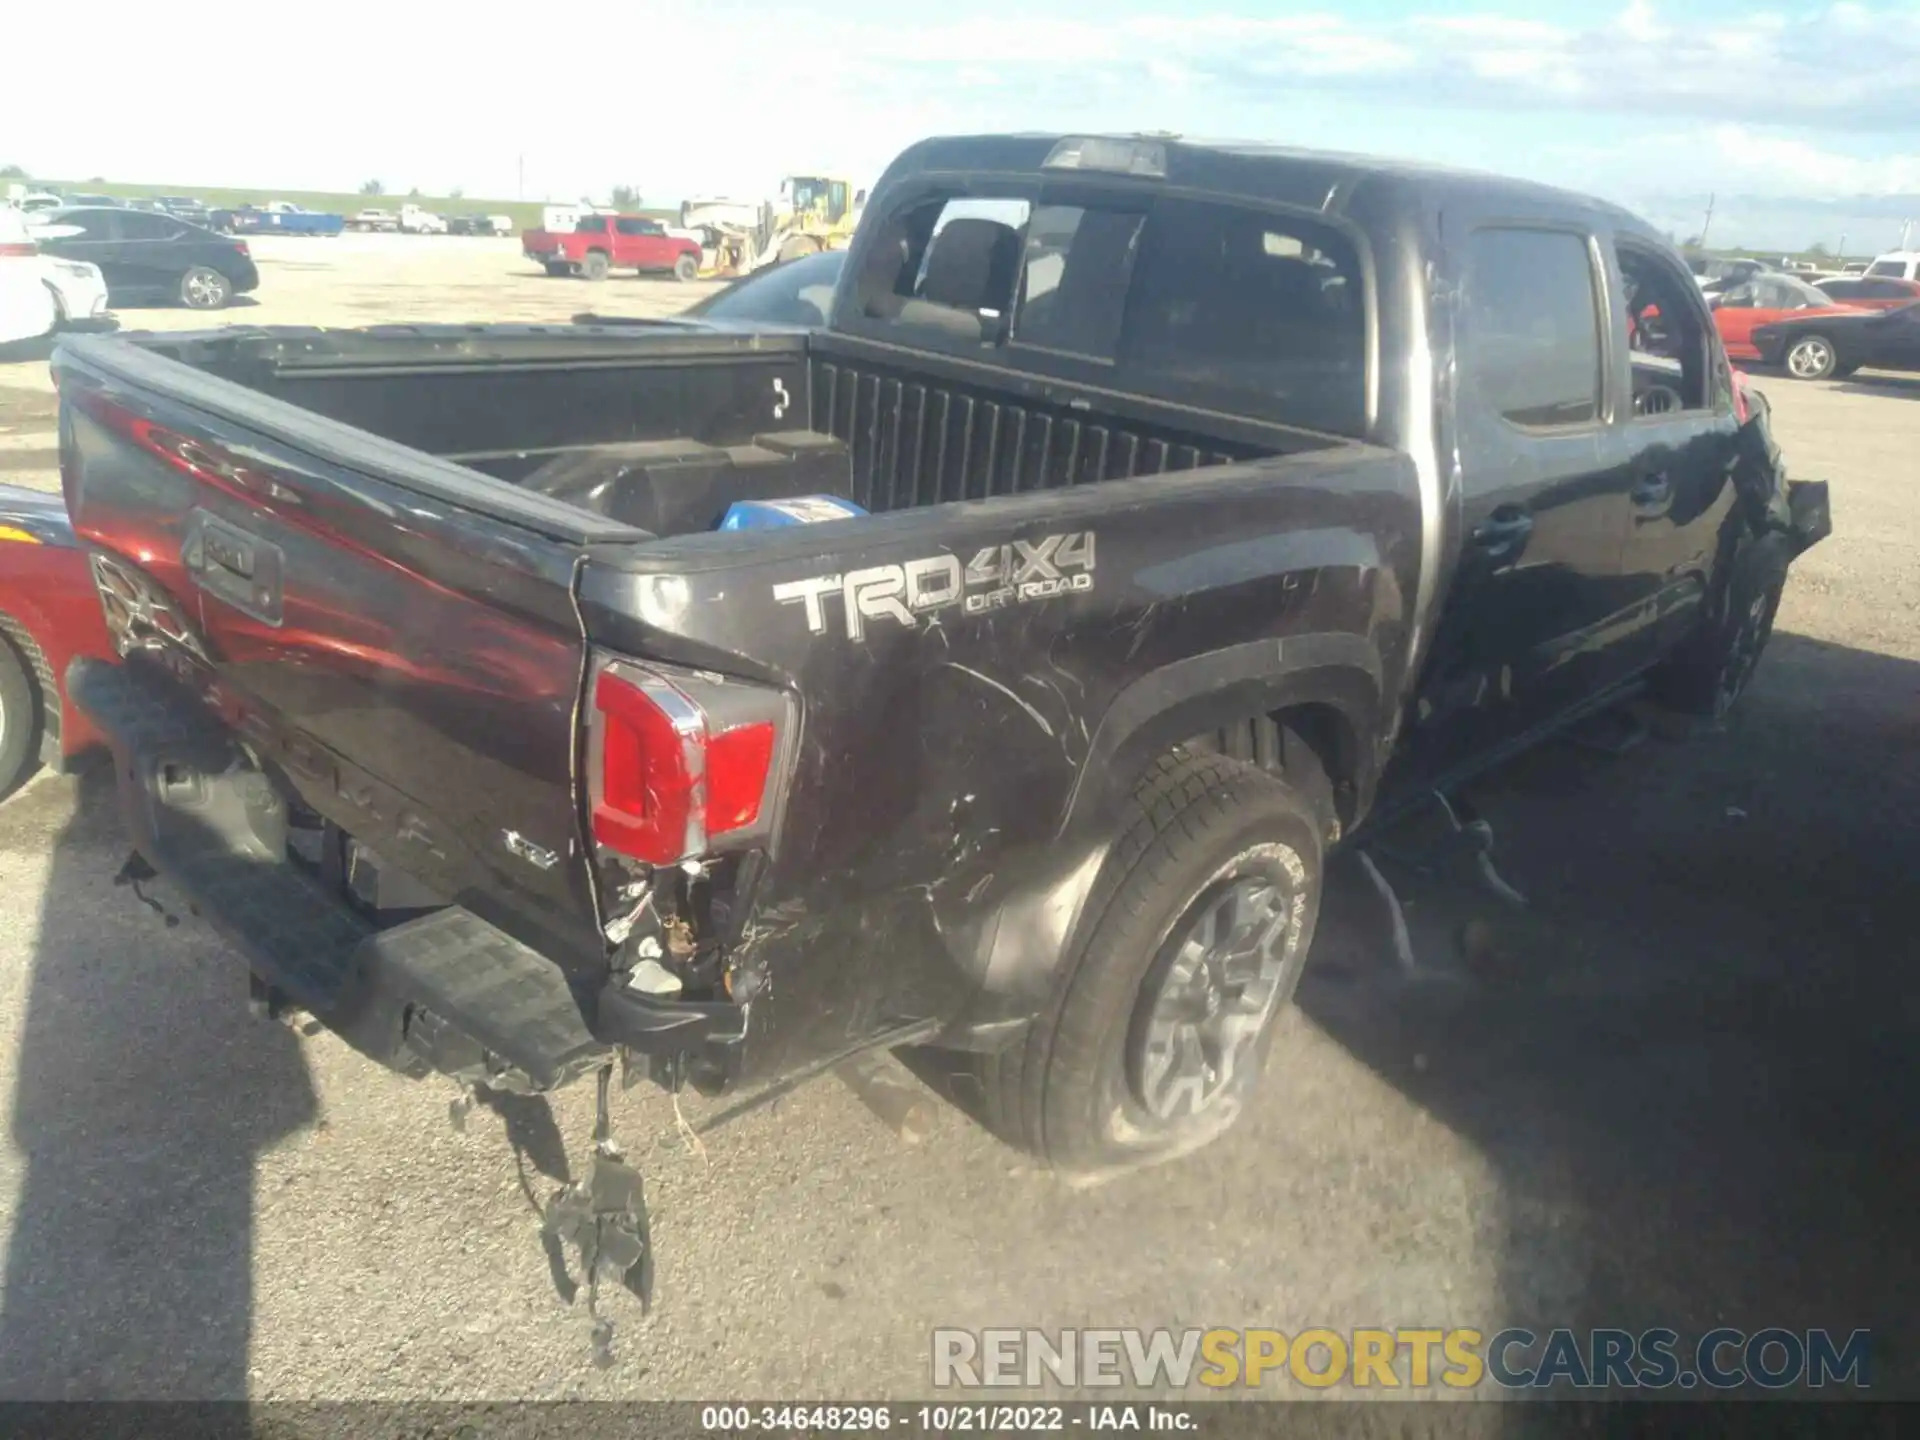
xmin=772 ymin=531 xmax=1096 ymax=640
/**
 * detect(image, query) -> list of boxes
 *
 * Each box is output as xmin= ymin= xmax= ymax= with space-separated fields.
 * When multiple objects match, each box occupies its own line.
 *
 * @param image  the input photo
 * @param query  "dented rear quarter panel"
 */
xmin=578 ymin=444 xmax=1420 ymax=1079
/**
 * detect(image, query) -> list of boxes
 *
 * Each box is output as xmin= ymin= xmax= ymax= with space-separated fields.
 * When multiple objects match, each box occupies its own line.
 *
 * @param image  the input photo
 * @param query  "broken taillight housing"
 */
xmin=588 ymin=660 xmax=789 ymax=866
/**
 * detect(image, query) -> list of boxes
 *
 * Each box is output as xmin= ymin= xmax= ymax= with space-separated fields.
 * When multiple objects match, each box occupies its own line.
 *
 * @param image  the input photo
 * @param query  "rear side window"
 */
xmin=615 ymin=217 xmax=661 ymax=236
xmin=120 ymin=212 xmax=184 ymax=241
xmin=1013 ymin=204 xmax=1145 ymax=359
xmin=1111 ymin=198 xmax=1364 ymax=433
xmin=850 ymin=191 xmax=1367 ymax=436
xmin=1461 ymin=228 xmax=1602 ymax=428
xmin=62 ymin=210 xmax=123 ymax=241
xmin=1866 ymin=260 xmax=1908 ymax=278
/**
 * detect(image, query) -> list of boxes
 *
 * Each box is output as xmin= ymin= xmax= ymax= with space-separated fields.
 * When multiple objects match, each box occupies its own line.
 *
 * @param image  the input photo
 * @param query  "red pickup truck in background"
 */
xmin=521 ymin=214 xmax=702 ymax=282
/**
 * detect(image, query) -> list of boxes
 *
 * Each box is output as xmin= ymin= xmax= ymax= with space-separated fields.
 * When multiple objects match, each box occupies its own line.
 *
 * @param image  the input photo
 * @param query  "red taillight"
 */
xmin=706 ymin=721 xmax=776 ymax=832
xmin=0 ymin=241 xmax=37 ymax=257
xmin=234 ymin=240 xmax=251 ymax=257
xmin=590 ymin=663 xmax=783 ymax=865
xmin=1732 ymin=368 xmax=1751 ymax=423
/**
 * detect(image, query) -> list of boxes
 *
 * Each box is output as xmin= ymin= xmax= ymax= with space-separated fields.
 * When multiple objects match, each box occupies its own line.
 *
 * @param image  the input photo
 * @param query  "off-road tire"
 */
xmin=1652 ymin=533 xmax=1792 ymax=719
xmin=971 ymin=750 xmax=1325 ymax=1177
xmin=581 ymin=250 xmax=611 ymax=282
xmin=673 ymin=252 xmax=699 ymax=283
xmin=0 ymin=633 xmax=40 ymax=798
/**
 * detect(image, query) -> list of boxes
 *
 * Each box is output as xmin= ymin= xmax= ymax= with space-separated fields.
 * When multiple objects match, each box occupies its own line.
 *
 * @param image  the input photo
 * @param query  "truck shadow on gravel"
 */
xmin=1299 ymin=629 xmax=1919 ymax=1397
xmin=0 ymin=764 xmax=318 ymax=1401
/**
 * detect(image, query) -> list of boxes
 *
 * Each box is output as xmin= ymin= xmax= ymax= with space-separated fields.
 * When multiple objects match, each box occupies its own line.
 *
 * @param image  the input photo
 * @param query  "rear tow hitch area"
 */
xmin=537 ymin=1062 xmax=654 ymax=1362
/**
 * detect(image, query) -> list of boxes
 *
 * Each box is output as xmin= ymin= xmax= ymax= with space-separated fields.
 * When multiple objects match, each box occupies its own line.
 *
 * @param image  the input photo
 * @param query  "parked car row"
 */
xmin=210 ymin=201 xmax=345 ymax=237
xmin=349 ymin=205 xmax=512 ymax=235
xmin=1673 ymin=252 xmax=1920 ymax=380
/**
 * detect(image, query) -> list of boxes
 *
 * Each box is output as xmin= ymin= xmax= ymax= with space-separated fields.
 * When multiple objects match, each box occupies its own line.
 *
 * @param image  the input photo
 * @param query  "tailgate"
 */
xmin=55 ymin=335 xmax=643 ymax=968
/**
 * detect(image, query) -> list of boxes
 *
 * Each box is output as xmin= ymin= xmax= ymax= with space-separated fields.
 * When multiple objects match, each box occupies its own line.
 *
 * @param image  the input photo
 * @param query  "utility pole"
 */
xmin=1699 ymin=192 xmax=1715 ymax=250
xmin=1903 ymin=218 xmax=1914 ymax=251
xmin=1838 ymin=232 xmax=1847 ymax=263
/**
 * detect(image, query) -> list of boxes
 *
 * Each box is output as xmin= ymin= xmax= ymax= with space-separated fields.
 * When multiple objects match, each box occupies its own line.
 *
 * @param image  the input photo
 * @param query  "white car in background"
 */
xmin=398 ymin=204 xmax=447 ymax=235
xmin=1 ymin=208 xmax=112 ymax=347
xmin=1864 ymin=250 xmax=1920 ymax=281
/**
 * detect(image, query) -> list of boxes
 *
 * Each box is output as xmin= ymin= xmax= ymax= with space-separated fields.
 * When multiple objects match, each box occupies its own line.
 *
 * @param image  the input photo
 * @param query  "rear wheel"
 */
xmin=0 ymin=634 xmax=39 ymax=798
xmin=1652 ymin=534 xmax=1791 ymax=719
xmin=1783 ymin=333 xmax=1838 ymax=380
xmin=581 ymin=250 xmax=611 ymax=282
xmin=673 ymin=252 xmax=699 ymax=283
xmin=969 ymin=751 xmax=1324 ymax=1177
xmin=179 ymin=266 xmax=231 ymax=310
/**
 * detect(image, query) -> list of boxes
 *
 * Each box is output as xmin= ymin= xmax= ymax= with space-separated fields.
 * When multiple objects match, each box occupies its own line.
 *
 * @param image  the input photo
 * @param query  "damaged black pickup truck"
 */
xmin=57 ymin=135 xmax=1828 ymax=1217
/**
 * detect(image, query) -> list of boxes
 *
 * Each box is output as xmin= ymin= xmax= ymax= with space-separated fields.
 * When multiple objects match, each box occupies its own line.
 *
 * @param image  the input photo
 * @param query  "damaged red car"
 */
xmin=0 ymin=484 xmax=113 ymax=795
xmin=1709 ymin=273 xmax=1869 ymax=360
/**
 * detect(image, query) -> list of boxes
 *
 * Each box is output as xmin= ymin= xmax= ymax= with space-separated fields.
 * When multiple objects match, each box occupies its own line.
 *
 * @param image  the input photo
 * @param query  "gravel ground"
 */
xmin=0 ymin=238 xmax=1914 ymax=1401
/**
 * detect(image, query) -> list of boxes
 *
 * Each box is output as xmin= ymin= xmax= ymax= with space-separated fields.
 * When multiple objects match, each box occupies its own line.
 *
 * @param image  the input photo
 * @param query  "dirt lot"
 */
xmin=0 ymin=236 xmax=1914 ymax=1401
xmin=0 ymin=234 xmax=722 ymax=493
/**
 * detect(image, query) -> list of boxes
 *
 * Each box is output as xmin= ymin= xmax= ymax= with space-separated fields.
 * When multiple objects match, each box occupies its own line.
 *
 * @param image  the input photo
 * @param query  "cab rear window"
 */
xmin=849 ymin=190 xmax=1368 ymax=438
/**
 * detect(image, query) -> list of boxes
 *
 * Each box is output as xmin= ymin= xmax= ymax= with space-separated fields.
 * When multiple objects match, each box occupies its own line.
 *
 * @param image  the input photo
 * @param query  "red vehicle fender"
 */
xmin=0 ymin=497 xmax=115 ymax=768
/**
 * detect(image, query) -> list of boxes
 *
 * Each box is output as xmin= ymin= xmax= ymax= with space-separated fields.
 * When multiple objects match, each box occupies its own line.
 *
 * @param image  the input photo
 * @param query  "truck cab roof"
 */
xmin=877 ymin=132 xmax=1659 ymax=242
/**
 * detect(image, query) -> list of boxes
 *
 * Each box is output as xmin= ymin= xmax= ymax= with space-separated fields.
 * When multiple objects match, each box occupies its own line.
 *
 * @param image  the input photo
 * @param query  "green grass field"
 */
xmin=26 ymin=179 xmax=675 ymax=230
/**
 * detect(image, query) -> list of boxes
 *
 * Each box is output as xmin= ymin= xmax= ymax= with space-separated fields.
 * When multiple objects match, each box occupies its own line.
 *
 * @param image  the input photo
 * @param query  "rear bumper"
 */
xmin=43 ymin=265 xmax=112 ymax=326
xmin=68 ymin=655 xmax=750 ymax=1092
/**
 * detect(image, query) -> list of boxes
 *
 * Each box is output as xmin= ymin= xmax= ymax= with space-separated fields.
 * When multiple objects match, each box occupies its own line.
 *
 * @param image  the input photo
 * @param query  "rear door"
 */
xmin=576 ymin=215 xmax=610 ymax=262
xmin=1403 ymin=221 xmax=1637 ymax=782
xmin=114 ymin=210 xmax=194 ymax=296
xmin=615 ymin=217 xmax=670 ymax=268
xmin=1608 ymin=237 xmax=1742 ymax=668
xmin=612 ymin=217 xmax=647 ymax=267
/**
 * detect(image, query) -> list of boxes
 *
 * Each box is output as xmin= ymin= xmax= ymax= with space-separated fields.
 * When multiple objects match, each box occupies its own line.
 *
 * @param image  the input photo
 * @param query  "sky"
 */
xmin=8 ymin=0 xmax=1920 ymax=252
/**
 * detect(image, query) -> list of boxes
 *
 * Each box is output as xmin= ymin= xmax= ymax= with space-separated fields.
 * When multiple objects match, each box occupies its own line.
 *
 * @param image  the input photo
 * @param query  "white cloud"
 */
xmin=4 ymin=1 xmax=1919 ymax=205
xmin=1618 ymin=0 xmax=1670 ymax=43
xmin=1709 ymin=125 xmax=1920 ymax=196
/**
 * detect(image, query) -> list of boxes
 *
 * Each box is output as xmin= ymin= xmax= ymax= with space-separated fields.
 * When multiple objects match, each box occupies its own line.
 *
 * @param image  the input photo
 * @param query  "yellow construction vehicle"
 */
xmin=686 ymin=174 xmax=866 ymax=279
